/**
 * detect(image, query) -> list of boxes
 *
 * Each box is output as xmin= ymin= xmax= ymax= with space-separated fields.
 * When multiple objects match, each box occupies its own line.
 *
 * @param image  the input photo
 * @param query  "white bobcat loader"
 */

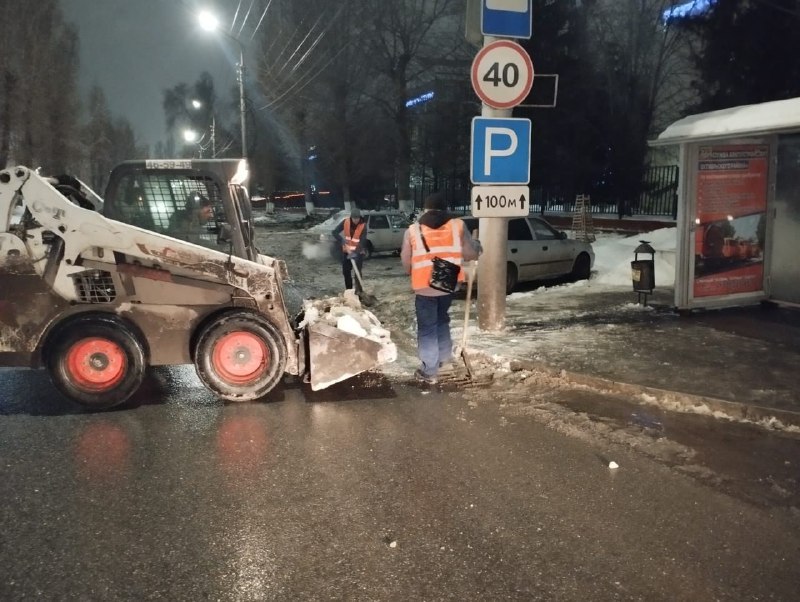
xmin=0 ymin=159 xmax=395 ymax=409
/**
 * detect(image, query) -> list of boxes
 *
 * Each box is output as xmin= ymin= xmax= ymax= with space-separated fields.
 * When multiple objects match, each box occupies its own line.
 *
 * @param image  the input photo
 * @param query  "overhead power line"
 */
xmin=231 ymin=0 xmax=242 ymax=32
xmin=751 ymin=0 xmax=800 ymax=19
xmin=236 ymin=0 xmax=257 ymax=39
xmin=250 ymin=0 xmax=275 ymax=41
xmin=258 ymin=41 xmax=351 ymax=111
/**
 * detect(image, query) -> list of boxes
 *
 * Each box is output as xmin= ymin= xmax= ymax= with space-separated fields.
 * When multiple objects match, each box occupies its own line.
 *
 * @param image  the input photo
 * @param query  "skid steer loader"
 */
xmin=0 ymin=159 xmax=395 ymax=409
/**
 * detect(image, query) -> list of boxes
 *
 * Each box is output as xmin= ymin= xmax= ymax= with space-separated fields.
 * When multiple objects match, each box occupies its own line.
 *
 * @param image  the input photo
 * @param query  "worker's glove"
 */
xmin=473 ymin=240 xmax=484 ymax=255
xmin=347 ymin=251 xmax=359 ymax=260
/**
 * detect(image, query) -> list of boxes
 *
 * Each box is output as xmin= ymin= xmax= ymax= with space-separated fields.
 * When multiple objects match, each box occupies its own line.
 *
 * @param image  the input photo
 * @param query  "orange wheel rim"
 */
xmin=66 ymin=337 xmax=127 ymax=390
xmin=212 ymin=331 xmax=269 ymax=384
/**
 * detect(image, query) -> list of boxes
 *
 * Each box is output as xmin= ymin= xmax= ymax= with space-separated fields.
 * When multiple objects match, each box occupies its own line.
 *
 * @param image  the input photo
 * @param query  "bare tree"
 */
xmin=80 ymin=86 xmax=145 ymax=191
xmin=252 ymin=0 xmax=383 ymax=201
xmin=0 ymin=0 xmax=81 ymax=171
xmin=582 ymin=0 xmax=695 ymax=210
xmin=677 ymin=0 xmax=800 ymax=112
xmin=249 ymin=0 xmax=467 ymax=207
xmin=162 ymin=73 xmax=231 ymax=158
xmin=357 ymin=0 xmax=466 ymax=209
xmin=83 ymin=86 xmax=114 ymax=191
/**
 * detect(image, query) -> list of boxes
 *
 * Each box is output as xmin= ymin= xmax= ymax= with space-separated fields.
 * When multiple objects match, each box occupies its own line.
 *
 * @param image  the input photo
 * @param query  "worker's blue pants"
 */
xmin=415 ymin=294 xmax=453 ymax=378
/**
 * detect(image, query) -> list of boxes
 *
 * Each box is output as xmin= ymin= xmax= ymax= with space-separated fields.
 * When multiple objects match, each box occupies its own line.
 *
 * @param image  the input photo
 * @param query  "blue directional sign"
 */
xmin=470 ymin=117 xmax=531 ymax=185
xmin=482 ymin=0 xmax=532 ymax=39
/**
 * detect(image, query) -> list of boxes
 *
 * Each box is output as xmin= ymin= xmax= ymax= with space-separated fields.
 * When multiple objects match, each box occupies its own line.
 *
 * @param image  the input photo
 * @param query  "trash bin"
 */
xmin=631 ymin=240 xmax=655 ymax=304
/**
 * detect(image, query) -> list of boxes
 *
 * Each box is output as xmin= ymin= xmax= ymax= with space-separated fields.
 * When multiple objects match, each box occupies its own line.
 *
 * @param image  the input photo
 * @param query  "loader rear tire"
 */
xmin=46 ymin=316 xmax=146 ymax=409
xmin=194 ymin=312 xmax=287 ymax=402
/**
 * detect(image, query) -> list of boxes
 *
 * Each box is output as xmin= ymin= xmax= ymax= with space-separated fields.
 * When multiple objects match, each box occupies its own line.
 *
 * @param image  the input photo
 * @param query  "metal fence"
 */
xmin=411 ymin=165 xmax=679 ymax=219
xmin=530 ymin=166 xmax=679 ymax=218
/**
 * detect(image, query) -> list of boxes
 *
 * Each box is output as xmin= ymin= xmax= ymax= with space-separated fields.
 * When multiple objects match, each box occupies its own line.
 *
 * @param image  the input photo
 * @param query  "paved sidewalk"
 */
xmin=476 ymin=288 xmax=800 ymax=427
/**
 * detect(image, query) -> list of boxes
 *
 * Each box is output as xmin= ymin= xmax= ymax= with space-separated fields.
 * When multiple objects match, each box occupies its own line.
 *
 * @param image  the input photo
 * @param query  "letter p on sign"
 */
xmin=470 ymin=116 xmax=531 ymax=185
xmin=484 ymin=128 xmax=517 ymax=175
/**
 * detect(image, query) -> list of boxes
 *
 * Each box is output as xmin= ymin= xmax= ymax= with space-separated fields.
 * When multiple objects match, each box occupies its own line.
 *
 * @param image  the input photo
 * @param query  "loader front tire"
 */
xmin=46 ymin=316 xmax=146 ymax=409
xmin=194 ymin=312 xmax=287 ymax=402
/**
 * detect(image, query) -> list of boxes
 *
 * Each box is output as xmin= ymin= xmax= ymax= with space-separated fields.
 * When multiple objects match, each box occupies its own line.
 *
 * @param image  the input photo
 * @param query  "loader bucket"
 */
xmin=306 ymin=321 xmax=391 ymax=391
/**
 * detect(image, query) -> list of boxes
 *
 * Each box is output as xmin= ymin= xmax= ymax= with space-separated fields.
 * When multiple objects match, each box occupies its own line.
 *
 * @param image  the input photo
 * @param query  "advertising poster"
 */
xmin=693 ymin=144 xmax=768 ymax=298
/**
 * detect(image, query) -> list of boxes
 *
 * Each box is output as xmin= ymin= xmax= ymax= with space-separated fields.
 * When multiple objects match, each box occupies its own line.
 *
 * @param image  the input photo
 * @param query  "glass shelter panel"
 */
xmin=692 ymin=144 xmax=768 ymax=299
xmin=771 ymin=134 xmax=800 ymax=304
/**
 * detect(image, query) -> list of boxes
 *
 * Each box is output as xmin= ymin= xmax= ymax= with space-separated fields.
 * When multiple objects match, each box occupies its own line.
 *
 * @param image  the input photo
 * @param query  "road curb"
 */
xmin=504 ymin=358 xmax=800 ymax=430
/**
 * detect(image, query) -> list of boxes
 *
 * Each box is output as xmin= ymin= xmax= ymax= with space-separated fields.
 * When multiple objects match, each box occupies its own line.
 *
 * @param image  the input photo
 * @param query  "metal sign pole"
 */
xmin=477 ymin=73 xmax=511 ymax=330
xmin=467 ymin=0 xmax=533 ymax=331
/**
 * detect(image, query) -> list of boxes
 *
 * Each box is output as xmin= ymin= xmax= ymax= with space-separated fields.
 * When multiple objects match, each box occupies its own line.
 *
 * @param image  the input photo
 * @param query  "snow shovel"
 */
xmin=460 ymin=262 xmax=476 ymax=379
xmin=350 ymin=258 xmax=377 ymax=306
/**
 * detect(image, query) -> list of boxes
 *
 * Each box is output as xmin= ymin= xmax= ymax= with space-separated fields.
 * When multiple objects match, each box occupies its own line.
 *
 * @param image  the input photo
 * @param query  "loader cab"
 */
xmin=102 ymin=159 xmax=257 ymax=261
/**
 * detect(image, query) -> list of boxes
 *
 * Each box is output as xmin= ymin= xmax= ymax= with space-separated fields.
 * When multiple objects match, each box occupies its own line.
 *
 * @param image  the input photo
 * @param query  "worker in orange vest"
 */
xmin=401 ymin=193 xmax=482 ymax=384
xmin=332 ymin=207 xmax=368 ymax=293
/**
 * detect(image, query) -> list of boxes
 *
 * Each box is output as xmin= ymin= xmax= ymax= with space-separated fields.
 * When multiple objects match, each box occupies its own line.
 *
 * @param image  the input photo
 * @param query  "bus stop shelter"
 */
xmin=652 ymin=97 xmax=800 ymax=311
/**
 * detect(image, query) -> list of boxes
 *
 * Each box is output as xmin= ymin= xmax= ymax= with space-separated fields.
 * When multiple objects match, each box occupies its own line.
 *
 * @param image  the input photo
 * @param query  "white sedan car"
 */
xmin=324 ymin=210 xmax=411 ymax=258
xmin=461 ymin=215 xmax=594 ymax=293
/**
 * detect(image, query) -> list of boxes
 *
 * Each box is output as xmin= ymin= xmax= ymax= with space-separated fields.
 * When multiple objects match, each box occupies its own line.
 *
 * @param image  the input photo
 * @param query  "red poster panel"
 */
xmin=693 ymin=145 xmax=768 ymax=298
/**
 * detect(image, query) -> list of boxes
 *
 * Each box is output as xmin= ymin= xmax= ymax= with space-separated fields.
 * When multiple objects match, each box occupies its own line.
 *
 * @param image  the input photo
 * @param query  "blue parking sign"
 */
xmin=470 ymin=117 xmax=531 ymax=185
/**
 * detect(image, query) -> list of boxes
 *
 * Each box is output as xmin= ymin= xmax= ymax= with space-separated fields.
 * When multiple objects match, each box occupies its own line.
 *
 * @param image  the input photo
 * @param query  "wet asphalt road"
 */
xmin=1 ymin=366 xmax=799 ymax=600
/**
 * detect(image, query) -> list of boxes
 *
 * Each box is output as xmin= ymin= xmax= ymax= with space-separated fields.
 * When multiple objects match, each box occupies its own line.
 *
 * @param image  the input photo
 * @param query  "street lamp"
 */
xmin=189 ymin=98 xmax=217 ymax=158
xmin=198 ymin=10 xmax=247 ymax=158
xmin=183 ymin=128 xmax=205 ymax=158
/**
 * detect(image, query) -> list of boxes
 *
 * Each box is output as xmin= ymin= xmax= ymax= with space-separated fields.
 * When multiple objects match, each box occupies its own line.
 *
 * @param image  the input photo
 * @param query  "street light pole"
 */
xmin=198 ymin=10 xmax=247 ymax=158
xmin=210 ymin=115 xmax=216 ymax=158
xmin=236 ymin=43 xmax=246 ymax=158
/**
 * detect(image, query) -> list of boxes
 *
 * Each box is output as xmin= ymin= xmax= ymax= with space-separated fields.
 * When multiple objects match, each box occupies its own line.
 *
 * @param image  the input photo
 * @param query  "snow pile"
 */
xmin=252 ymin=213 xmax=310 ymax=227
xmin=337 ymin=314 xmax=367 ymax=337
xmin=590 ymin=227 xmax=677 ymax=287
xmin=299 ymin=294 xmax=397 ymax=364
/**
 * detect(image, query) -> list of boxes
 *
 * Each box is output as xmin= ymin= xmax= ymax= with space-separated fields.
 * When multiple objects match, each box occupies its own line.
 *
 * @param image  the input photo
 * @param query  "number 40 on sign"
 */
xmin=471 ymin=40 xmax=534 ymax=110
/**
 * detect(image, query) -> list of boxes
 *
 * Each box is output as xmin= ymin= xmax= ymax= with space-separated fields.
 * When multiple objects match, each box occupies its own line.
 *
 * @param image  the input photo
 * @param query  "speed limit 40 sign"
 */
xmin=470 ymin=40 xmax=533 ymax=109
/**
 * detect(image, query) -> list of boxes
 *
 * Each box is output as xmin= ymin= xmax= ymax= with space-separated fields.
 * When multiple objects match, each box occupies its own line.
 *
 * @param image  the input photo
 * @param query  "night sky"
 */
xmin=60 ymin=0 xmax=241 ymax=149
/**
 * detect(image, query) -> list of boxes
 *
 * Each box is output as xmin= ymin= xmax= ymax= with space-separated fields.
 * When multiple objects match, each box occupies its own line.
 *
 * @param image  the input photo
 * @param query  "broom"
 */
xmin=350 ymin=258 xmax=377 ymax=306
xmin=460 ymin=261 xmax=477 ymax=379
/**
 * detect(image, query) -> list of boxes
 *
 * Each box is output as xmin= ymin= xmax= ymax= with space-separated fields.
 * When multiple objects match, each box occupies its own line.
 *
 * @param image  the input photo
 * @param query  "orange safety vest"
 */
xmin=342 ymin=218 xmax=366 ymax=253
xmin=409 ymin=219 xmax=465 ymax=291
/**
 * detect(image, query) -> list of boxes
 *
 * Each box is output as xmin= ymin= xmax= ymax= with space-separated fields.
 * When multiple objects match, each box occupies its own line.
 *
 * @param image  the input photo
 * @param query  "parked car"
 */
xmin=460 ymin=215 xmax=594 ymax=293
xmin=250 ymin=194 xmax=267 ymax=208
xmin=323 ymin=210 xmax=411 ymax=259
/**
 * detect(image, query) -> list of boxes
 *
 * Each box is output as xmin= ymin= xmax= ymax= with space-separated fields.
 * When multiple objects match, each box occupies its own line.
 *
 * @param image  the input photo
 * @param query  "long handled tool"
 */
xmin=350 ymin=258 xmax=377 ymax=306
xmin=460 ymin=261 xmax=476 ymax=379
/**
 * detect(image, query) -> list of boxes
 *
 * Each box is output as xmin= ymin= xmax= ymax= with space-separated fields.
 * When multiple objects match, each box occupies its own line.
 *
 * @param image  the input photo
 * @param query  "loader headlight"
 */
xmin=231 ymin=159 xmax=249 ymax=186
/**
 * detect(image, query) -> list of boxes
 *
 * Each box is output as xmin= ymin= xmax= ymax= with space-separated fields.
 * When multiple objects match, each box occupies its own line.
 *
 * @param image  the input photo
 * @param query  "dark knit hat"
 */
xmin=423 ymin=192 xmax=447 ymax=211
